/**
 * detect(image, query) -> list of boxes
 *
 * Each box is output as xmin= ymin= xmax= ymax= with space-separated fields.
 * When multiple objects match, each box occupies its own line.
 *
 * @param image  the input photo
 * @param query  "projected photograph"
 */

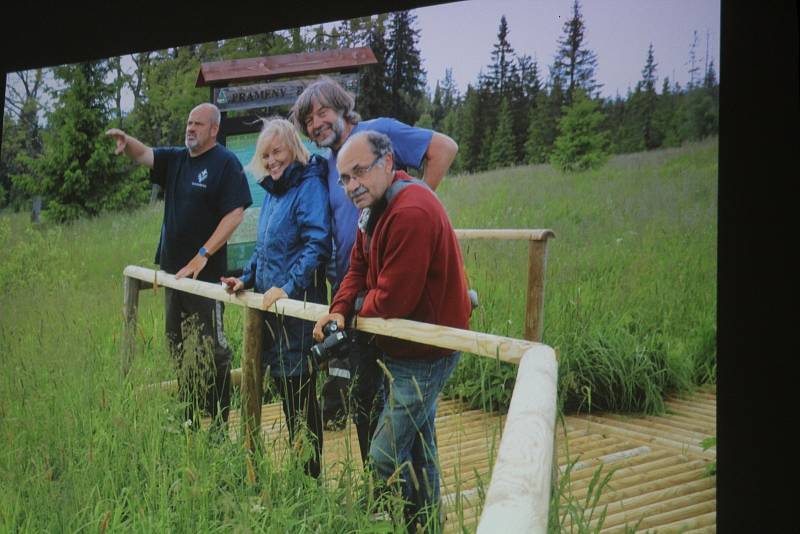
xmin=1 ymin=1 xmax=720 ymax=532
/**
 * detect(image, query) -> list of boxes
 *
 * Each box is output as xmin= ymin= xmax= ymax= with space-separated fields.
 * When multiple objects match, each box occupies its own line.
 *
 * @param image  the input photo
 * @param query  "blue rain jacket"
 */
xmin=239 ymin=154 xmax=331 ymax=377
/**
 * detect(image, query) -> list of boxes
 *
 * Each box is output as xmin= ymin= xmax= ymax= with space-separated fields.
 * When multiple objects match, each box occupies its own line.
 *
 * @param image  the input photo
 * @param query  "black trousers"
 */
xmin=321 ymin=335 xmax=386 ymax=465
xmin=271 ymin=372 xmax=323 ymax=478
xmin=164 ymin=287 xmax=232 ymax=428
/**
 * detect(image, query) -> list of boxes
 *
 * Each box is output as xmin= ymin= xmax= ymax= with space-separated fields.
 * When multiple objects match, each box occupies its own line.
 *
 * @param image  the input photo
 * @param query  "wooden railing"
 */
xmin=121 ymin=228 xmax=557 ymax=533
xmin=453 ymin=229 xmax=555 ymax=343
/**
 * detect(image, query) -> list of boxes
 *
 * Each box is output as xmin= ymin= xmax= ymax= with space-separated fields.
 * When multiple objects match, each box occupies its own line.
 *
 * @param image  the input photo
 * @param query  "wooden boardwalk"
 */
xmin=222 ymin=384 xmax=716 ymax=533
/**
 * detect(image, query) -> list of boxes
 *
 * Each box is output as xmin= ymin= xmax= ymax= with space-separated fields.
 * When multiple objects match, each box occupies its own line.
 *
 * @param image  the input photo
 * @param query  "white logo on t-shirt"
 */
xmin=193 ymin=169 xmax=208 ymax=188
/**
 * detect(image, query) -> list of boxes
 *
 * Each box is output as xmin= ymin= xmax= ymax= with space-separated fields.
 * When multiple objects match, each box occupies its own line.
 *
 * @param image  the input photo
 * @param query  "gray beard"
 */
xmin=316 ymin=116 xmax=345 ymax=148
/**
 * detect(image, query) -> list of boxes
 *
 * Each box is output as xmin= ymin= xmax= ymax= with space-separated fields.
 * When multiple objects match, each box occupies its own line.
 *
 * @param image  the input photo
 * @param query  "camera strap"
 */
xmin=360 ymin=178 xmax=432 ymax=250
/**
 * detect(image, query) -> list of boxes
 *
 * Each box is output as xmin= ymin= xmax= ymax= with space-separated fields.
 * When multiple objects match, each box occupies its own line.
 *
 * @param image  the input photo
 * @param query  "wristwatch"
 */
xmin=198 ymin=246 xmax=211 ymax=258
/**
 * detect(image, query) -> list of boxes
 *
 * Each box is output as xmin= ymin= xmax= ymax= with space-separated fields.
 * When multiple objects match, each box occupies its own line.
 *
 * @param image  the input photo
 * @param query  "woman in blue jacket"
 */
xmin=222 ymin=117 xmax=330 ymax=478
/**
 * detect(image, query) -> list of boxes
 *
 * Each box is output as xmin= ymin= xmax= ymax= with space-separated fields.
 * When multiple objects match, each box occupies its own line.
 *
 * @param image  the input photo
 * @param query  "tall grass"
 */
xmin=0 ymin=207 xmax=397 ymax=532
xmin=440 ymin=138 xmax=717 ymax=414
xmin=1 ymin=139 xmax=716 ymax=530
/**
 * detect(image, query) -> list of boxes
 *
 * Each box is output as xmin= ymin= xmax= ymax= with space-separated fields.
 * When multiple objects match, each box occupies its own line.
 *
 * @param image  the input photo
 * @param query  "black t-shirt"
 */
xmin=151 ymin=144 xmax=252 ymax=282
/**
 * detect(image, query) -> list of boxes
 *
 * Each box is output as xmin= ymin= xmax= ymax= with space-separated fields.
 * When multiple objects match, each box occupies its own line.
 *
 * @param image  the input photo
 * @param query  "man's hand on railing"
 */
xmin=175 ymin=254 xmax=208 ymax=280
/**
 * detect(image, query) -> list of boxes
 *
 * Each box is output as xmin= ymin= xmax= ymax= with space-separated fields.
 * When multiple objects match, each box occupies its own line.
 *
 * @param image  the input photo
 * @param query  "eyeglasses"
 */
xmin=337 ymin=154 xmax=385 ymax=187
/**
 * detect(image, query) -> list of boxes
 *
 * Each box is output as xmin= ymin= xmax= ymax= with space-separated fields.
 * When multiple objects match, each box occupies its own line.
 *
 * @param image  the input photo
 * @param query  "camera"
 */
xmin=309 ymin=321 xmax=350 ymax=365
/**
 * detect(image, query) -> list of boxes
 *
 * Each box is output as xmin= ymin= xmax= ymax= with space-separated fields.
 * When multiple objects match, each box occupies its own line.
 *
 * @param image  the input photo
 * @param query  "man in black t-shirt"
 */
xmin=107 ymin=103 xmax=252 ymax=429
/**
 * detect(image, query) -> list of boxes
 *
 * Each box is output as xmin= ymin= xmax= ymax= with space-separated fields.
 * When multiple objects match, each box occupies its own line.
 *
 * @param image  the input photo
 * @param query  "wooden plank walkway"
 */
xmin=220 ymin=384 xmax=716 ymax=533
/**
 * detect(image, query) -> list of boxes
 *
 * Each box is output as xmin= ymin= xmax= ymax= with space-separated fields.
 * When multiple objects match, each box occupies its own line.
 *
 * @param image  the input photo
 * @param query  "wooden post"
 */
xmin=241 ymin=307 xmax=264 ymax=454
xmin=31 ymin=196 xmax=42 ymax=223
xmin=121 ymin=276 xmax=140 ymax=376
xmin=524 ymin=238 xmax=550 ymax=342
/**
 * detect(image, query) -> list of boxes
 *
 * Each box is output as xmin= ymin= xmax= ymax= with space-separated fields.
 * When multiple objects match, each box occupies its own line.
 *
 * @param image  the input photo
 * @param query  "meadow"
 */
xmin=0 ymin=138 xmax=717 ymax=531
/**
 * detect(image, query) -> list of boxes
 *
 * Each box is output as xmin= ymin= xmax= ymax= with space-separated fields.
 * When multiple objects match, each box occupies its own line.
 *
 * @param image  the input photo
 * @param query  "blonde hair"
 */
xmin=248 ymin=116 xmax=311 ymax=178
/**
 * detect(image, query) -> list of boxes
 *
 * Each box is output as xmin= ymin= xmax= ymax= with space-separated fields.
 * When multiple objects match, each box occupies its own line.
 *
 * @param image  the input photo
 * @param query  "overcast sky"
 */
xmin=410 ymin=0 xmax=720 ymax=97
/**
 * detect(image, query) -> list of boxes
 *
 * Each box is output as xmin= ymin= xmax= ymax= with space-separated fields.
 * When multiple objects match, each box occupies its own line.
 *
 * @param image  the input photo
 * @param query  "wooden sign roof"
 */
xmin=196 ymin=47 xmax=378 ymax=87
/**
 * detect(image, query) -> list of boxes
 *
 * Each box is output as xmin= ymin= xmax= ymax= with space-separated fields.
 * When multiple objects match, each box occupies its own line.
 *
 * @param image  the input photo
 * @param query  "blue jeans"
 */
xmin=369 ymin=351 xmax=460 ymax=531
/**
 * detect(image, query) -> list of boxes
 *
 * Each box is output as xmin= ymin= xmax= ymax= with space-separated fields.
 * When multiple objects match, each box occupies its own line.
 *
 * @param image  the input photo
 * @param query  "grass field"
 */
xmin=439 ymin=137 xmax=717 ymax=414
xmin=0 ymin=138 xmax=717 ymax=531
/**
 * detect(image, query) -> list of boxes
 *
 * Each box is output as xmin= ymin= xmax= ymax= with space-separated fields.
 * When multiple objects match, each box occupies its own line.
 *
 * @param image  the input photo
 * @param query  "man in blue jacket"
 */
xmin=291 ymin=77 xmax=458 ymax=465
xmin=106 ymin=103 xmax=252 ymax=430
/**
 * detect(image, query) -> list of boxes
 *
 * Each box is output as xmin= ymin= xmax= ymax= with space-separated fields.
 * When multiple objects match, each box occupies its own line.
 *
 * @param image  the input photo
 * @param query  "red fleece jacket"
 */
xmin=330 ymin=171 xmax=471 ymax=360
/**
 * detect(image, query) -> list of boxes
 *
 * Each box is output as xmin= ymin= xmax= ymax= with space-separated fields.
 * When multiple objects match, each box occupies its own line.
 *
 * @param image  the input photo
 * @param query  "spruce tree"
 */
xmin=550 ymin=89 xmax=609 ymax=172
xmin=552 ymin=0 xmax=601 ymax=105
xmin=476 ymin=78 xmax=499 ymax=171
xmin=512 ymin=54 xmax=541 ymax=163
xmin=524 ymin=94 xmax=548 ymax=164
xmin=639 ymin=43 xmax=660 ymax=149
xmin=13 ymin=60 xmax=149 ymax=222
xmin=653 ymin=77 xmax=681 ymax=147
xmin=358 ymin=16 xmax=392 ymax=119
xmin=386 ymin=10 xmax=426 ymax=125
xmin=518 ymin=55 xmax=543 ymax=104
xmin=525 ymin=74 xmax=564 ymax=164
xmin=488 ymin=16 xmax=516 ymax=96
xmin=428 ymin=67 xmax=461 ymax=133
xmin=441 ymin=107 xmax=460 ymax=149
xmin=456 ymin=85 xmax=483 ymax=173
xmin=622 ymin=87 xmax=647 ymax=153
xmin=430 ymin=81 xmax=445 ymax=130
xmin=488 ymin=97 xmax=516 ymax=169
xmin=439 ymin=68 xmax=459 ymax=111
xmin=600 ymin=94 xmax=626 ymax=154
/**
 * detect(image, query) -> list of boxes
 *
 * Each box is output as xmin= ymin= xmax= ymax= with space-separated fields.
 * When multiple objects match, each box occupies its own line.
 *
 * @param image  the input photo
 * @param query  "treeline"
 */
xmin=0 ymin=1 xmax=718 ymax=221
xmin=0 ymin=12 xmax=419 ymax=221
xmin=418 ymin=4 xmax=720 ymax=174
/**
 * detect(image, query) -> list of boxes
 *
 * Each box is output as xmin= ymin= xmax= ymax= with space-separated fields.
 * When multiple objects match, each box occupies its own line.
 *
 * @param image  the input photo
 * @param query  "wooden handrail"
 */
xmin=477 ymin=345 xmax=558 ymax=533
xmin=122 ymin=257 xmax=558 ymax=533
xmin=123 ymin=265 xmax=542 ymax=364
xmin=454 ymin=228 xmax=555 ymax=241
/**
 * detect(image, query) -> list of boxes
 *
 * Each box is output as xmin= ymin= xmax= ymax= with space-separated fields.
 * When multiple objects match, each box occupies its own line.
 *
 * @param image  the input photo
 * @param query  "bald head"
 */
xmin=185 ymin=103 xmax=220 ymax=156
xmin=336 ymin=131 xmax=395 ymax=210
xmin=191 ymin=103 xmax=221 ymax=126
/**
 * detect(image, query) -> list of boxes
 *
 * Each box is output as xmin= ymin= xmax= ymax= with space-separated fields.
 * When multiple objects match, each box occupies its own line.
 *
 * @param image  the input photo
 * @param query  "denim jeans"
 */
xmin=369 ymin=351 xmax=460 ymax=531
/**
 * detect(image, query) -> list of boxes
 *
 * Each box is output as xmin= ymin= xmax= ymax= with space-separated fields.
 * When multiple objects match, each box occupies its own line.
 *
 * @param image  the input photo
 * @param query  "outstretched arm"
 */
xmin=175 ymin=207 xmax=245 ymax=280
xmin=422 ymin=132 xmax=458 ymax=190
xmin=105 ymin=128 xmax=154 ymax=168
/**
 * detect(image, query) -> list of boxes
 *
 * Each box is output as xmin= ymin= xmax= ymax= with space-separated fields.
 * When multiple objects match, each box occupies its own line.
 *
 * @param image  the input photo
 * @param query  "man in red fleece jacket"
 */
xmin=313 ymin=130 xmax=471 ymax=531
